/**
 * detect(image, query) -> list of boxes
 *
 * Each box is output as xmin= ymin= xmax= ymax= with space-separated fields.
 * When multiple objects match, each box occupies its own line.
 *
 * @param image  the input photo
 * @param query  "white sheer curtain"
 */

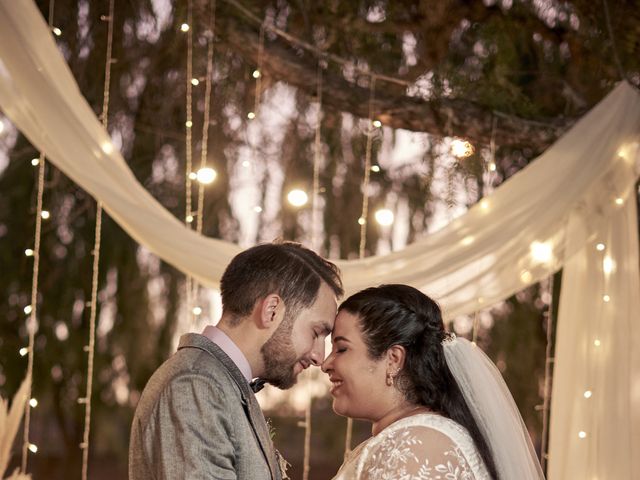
xmin=1 ymin=2 xmax=639 ymax=478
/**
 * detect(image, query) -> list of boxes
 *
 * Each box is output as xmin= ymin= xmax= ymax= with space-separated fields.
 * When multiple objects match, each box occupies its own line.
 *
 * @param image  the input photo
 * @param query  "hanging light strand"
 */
xmin=250 ymin=22 xmax=266 ymax=119
xmin=311 ymin=61 xmax=324 ymax=252
xmin=80 ymin=2 xmax=114 ymax=479
xmin=184 ymin=0 xmax=195 ymax=322
xmin=345 ymin=76 xmax=377 ymax=457
xmin=21 ymin=0 xmax=58 ymax=470
xmin=540 ymin=274 xmax=556 ymax=473
xmin=357 ymin=76 xmax=377 ymax=259
xmin=195 ymin=0 xmax=217 ymax=236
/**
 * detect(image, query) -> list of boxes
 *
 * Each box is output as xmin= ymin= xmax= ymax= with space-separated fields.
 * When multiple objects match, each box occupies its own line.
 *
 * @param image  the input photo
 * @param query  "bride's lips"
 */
xmin=329 ymin=376 xmax=343 ymax=395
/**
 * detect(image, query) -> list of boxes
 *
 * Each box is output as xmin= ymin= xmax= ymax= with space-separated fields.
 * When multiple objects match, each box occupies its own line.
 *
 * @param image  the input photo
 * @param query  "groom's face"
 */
xmin=260 ymin=282 xmax=337 ymax=389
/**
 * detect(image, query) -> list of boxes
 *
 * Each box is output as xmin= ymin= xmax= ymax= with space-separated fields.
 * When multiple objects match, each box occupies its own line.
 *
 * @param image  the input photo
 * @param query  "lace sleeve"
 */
xmin=358 ymin=424 xmax=477 ymax=480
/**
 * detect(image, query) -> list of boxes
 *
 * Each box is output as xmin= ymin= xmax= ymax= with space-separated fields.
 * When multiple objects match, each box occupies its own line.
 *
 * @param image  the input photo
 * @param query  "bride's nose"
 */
xmin=321 ymin=353 xmax=334 ymax=373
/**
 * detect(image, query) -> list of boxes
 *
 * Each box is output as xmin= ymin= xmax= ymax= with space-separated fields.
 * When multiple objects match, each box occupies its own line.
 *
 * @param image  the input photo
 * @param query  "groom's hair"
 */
xmin=220 ymin=241 xmax=343 ymax=326
xmin=339 ymin=284 xmax=499 ymax=480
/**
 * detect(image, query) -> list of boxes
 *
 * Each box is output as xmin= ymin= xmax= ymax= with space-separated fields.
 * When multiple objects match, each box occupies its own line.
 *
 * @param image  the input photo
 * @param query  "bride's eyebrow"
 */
xmin=332 ymin=336 xmax=350 ymax=343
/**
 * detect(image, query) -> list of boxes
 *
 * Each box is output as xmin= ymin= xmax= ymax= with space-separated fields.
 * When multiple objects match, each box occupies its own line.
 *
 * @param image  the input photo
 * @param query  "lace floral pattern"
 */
xmin=353 ymin=414 xmax=490 ymax=480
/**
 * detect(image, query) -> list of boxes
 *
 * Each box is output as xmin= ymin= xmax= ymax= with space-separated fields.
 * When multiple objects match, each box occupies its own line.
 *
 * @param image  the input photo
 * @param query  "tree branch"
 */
xmin=218 ymin=19 xmax=573 ymax=151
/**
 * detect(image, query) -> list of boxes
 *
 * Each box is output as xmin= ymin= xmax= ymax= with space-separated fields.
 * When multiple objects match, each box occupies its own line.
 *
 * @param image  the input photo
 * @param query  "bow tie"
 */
xmin=249 ymin=378 xmax=266 ymax=393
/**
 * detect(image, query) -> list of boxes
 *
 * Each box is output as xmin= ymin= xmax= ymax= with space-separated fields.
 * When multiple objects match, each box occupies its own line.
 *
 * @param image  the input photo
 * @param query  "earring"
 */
xmin=386 ymin=370 xmax=398 ymax=387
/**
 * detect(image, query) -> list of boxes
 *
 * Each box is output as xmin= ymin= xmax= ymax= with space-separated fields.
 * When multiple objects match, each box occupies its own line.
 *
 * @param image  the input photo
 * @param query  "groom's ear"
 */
xmin=256 ymin=294 xmax=285 ymax=330
xmin=386 ymin=345 xmax=406 ymax=371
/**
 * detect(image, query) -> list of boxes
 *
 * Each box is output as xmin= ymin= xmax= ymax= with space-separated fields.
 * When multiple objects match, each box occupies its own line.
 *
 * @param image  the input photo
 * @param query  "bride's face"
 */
xmin=322 ymin=310 xmax=390 ymax=420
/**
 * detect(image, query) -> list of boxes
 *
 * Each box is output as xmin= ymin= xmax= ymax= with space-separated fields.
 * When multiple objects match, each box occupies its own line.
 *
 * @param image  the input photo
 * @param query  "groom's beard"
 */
xmin=260 ymin=312 xmax=299 ymax=389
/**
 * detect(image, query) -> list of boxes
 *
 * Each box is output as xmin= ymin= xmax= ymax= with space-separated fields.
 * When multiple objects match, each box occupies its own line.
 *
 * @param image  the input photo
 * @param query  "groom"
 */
xmin=129 ymin=241 xmax=342 ymax=479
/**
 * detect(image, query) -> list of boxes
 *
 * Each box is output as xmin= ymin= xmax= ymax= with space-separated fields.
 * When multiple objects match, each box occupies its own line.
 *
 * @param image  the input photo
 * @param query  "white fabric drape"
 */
xmin=1 ymin=2 xmax=639 ymax=478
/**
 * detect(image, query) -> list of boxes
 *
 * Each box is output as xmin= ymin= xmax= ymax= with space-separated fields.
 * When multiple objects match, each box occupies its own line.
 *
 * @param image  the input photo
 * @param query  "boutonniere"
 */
xmin=266 ymin=418 xmax=290 ymax=479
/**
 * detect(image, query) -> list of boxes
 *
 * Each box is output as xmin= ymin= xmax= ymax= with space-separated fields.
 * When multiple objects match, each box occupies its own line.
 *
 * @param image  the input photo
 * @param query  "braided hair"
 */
xmin=339 ymin=284 xmax=498 ymax=480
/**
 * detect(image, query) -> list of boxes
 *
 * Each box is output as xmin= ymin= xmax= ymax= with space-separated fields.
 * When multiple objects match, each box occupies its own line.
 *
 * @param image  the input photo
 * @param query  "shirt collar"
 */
xmin=201 ymin=325 xmax=253 ymax=382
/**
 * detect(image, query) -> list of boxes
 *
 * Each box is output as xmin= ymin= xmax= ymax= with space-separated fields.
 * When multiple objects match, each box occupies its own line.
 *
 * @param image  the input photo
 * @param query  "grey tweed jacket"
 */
xmin=129 ymin=333 xmax=282 ymax=480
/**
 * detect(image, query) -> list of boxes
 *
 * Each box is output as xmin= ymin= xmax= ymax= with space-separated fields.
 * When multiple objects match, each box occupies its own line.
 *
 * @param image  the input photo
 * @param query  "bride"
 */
xmin=322 ymin=284 xmax=545 ymax=480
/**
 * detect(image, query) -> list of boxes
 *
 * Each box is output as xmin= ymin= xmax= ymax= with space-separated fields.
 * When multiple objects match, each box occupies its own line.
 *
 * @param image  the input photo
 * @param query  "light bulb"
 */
xmin=28 ymin=443 xmax=38 ymax=453
xmin=374 ymin=208 xmax=394 ymax=226
xmin=19 ymin=347 xmax=29 ymax=356
xmin=186 ymin=215 xmax=194 ymax=223
xmin=451 ymin=139 xmax=474 ymax=158
xmin=29 ymin=398 xmax=38 ymax=408
xmin=371 ymin=165 xmax=380 ymax=172
xmin=530 ymin=241 xmax=553 ymax=264
xmin=594 ymin=339 xmax=601 ymax=347
xmin=41 ymin=210 xmax=50 ymax=219
xmin=31 ymin=158 xmax=40 ymax=166
xmin=480 ymin=199 xmax=489 ymax=211
xmin=488 ymin=162 xmax=497 ymax=172
xmin=357 ymin=217 xmax=366 ymax=226
xmin=578 ymin=431 xmax=587 ymax=439
xmin=372 ymin=120 xmax=382 ymax=128
xmin=192 ymin=306 xmax=202 ymax=316
xmin=247 ymin=112 xmax=256 ymax=120
xmin=185 ymin=120 xmax=193 ymax=128
xmin=180 ymin=23 xmax=190 ymax=32
xmin=253 ymin=206 xmax=263 ymax=213
xmin=52 ymin=27 xmax=62 ymax=36
xmin=596 ymin=243 xmax=605 ymax=251
xmin=583 ymin=390 xmax=592 ymax=399
xmin=242 ymin=160 xmax=250 ymax=168
xmin=603 ymin=294 xmax=610 ymax=302
xmin=25 ymin=249 xmax=34 ymax=257
xmin=191 ymin=78 xmax=200 ymax=86
xmin=24 ymin=305 xmax=33 ymax=315
xmin=188 ymin=172 xmax=197 ymax=180
xmin=287 ymin=189 xmax=308 ymax=207
xmin=615 ymin=197 xmax=623 ymax=205
xmin=196 ymin=167 xmax=217 ymax=185
xmin=252 ymin=70 xmax=261 ymax=79
xmin=520 ymin=270 xmax=533 ymax=283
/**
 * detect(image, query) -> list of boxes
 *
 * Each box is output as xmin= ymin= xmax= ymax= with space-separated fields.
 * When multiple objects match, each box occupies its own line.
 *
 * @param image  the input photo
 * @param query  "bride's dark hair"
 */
xmin=339 ymin=284 xmax=499 ymax=480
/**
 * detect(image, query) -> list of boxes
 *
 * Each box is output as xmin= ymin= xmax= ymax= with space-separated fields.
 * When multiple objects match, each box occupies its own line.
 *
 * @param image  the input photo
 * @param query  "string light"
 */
xmin=253 ymin=206 xmax=262 ymax=213
xmin=242 ymin=160 xmax=250 ymax=167
xmin=357 ymin=217 xmax=366 ymax=225
xmin=196 ymin=167 xmax=217 ymax=184
xmin=596 ymin=243 xmax=606 ymax=251
xmin=520 ymin=270 xmax=533 ymax=283
xmin=461 ymin=235 xmax=474 ymax=246
xmin=287 ymin=189 xmax=308 ymax=207
xmin=603 ymin=294 xmax=610 ymax=302
xmin=370 ymin=165 xmax=380 ymax=172
xmin=252 ymin=69 xmax=261 ymax=78
xmin=190 ymin=78 xmax=200 ymax=86
xmin=185 ymin=120 xmax=193 ymax=128
xmin=602 ymin=256 xmax=614 ymax=274
xmin=480 ymin=199 xmax=489 ymax=211
xmin=23 ymin=305 xmax=33 ymax=315
xmin=29 ymin=398 xmax=38 ymax=408
xmin=180 ymin=23 xmax=190 ymax=32
xmin=530 ymin=241 xmax=553 ymax=264
xmin=28 ymin=444 xmax=38 ymax=453
xmin=31 ymin=158 xmax=40 ymax=166
xmin=594 ymin=339 xmax=601 ymax=347
xmin=451 ymin=138 xmax=475 ymax=158
xmin=19 ymin=347 xmax=29 ymax=357
xmin=374 ymin=208 xmax=394 ymax=226
xmin=372 ymin=120 xmax=382 ymax=128
xmin=578 ymin=431 xmax=587 ymax=439
xmin=247 ymin=112 xmax=256 ymax=120
xmin=188 ymin=172 xmax=197 ymax=180
xmin=583 ymin=390 xmax=592 ymax=399
xmin=615 ymin=197 xmax=623 ymax=205
xmin=52 ymin=27 xmax=62 ymax=36
xmin=80 ymin=3 xmax=115 ymax=477
xmin=25 ymin=249 xmax=34 ymax=257
xmin=40 ymin=210 xmax=50 ymax=219
xmin=186 ymin=214 xmax=194 ymax=223
xmin=488 ymin=162 xmax=497 ymax=172
xmin=192 ymin=306 xmax=202 ymax=316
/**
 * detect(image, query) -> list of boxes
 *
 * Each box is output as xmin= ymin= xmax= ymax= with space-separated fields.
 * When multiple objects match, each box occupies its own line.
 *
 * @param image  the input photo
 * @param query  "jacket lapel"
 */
xmin=178 ymin=334 xmax=281 ymax=480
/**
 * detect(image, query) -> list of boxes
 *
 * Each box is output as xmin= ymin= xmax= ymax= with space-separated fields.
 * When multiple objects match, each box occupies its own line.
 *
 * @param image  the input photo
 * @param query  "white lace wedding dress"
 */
xmin=332 ymin=413 xmax=491 ymax=480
